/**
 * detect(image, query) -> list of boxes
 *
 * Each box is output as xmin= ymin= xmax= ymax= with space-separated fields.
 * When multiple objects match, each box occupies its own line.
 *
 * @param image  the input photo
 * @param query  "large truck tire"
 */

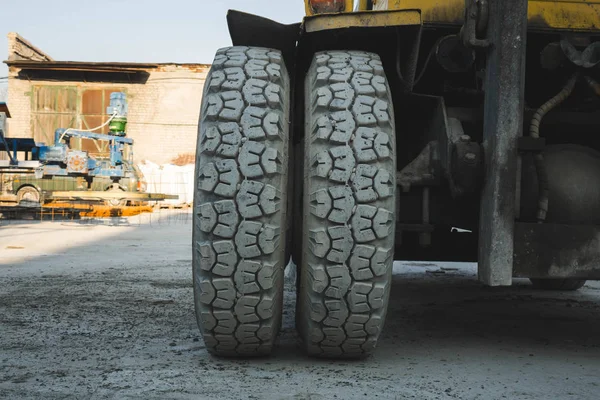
xmin=16 ymin=186 xmax=41 ymax=206
xmin=298 ymin=51 xmax=396 ymax=358
xmin=530 ymin=279 xmax=586 ymax=291
xmin=193 ymin=46 xmax=290 ymax=356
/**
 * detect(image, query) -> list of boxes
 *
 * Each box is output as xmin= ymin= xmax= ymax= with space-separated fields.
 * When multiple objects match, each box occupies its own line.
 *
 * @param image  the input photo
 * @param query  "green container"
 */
xmin=109 ymin=117 xmax=127 ymax=136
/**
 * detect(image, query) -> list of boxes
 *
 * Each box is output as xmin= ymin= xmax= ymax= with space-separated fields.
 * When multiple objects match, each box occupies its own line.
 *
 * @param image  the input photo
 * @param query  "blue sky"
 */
xmin=1 ymin=0 xmax=306 ymax=84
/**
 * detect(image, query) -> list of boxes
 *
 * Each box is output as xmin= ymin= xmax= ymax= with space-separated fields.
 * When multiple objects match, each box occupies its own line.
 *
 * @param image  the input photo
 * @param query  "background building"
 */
xmin=4 ymin=33 xmax=209 ymax=165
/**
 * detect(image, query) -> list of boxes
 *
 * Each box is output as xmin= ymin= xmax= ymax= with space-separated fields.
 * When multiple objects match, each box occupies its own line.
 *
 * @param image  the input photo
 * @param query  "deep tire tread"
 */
xmin=300 ymin=51 xmax=396 ymax=358
xmin=194 ymin=46 xmax=289 ymax=357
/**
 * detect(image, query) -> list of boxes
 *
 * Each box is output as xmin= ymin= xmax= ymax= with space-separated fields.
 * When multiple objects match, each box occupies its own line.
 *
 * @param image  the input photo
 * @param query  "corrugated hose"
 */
xmin=529 ymin=73 xmax=578 ymax=222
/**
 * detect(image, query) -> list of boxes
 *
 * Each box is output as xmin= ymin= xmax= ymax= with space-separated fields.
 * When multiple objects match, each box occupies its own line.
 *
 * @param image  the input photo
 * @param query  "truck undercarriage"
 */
xmin=193 ymin=1 xmax=600 ymax=357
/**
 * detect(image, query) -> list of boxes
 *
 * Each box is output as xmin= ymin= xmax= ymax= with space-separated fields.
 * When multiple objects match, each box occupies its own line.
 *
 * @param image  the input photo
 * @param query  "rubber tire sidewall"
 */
xmin=298 ymin=50 xmax=397 ymax=358
xmin=17 ymin=186 xmax=41 ymax=205
xmin=193 ymin=46 xmax=290 ymax=357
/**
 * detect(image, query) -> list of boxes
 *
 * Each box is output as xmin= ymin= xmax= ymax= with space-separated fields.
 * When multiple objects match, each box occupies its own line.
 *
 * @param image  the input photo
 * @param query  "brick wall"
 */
xmin=6 ymin=77 xmax=31 ymax=140
xmin=6 ymin=64 xmax=208 ymax=165
xmin=126 ymin=64 xmax=207 ymax=164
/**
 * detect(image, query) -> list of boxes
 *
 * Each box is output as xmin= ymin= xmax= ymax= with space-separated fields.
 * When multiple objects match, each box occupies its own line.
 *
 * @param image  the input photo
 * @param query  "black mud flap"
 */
xmin=227 ymin=10 xmax=301 ymax=73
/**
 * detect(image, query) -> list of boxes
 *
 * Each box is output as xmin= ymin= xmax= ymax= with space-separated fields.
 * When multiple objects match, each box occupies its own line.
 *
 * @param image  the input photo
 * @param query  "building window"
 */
xmin=81 ymin=89 xmax=120 ymax=134
xmin=31 ymin=86 xmax=124 ymax=156
xmin=31 ymin=86 xmax=78 ymax=145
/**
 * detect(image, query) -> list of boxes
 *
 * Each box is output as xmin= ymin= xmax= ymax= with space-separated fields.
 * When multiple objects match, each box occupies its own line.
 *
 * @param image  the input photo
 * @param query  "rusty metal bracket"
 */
xmin=303 ymin=9 xmax=422 ymax=33
xmin=461 ymin=0 xmax=490 ymax=49
xmin=450 ymin=134 xmax=483 ymax=197
xmin=396 ymin=141 xmax=438 ymax=192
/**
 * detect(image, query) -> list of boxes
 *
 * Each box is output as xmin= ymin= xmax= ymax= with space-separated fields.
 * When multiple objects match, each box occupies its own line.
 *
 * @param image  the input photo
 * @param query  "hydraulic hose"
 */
xmin=585 ymin=76 xmax=600 ymax=96
xmin=58 ymin=112 xmax=118 ymax=144
xmin=413 ymin=36 xmax=452 ymax=87
xmin=529 ymin=73 xmax=578 ymax=222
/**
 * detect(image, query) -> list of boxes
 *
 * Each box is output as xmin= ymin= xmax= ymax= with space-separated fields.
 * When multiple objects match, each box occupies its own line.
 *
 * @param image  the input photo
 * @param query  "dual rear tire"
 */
xmin=298 ymin=51 xmax=396 ymax=357
xmin=193 ymin=47 xmax=290 ymax=356
xmin=194 ymin=47 xmax=396 ymax=358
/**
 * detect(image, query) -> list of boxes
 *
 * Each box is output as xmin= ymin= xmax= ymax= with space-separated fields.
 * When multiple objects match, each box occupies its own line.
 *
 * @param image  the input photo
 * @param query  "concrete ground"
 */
xmin=1 ymin=211 xmax=599 ymax=400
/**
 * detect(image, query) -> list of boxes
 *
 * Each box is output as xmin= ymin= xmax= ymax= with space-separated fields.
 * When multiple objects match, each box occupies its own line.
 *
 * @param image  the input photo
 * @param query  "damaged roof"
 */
xmin=4 ymin=33 xmax=210 ymax=74
xmin=4 ymin=60 xmax=160 ymax=73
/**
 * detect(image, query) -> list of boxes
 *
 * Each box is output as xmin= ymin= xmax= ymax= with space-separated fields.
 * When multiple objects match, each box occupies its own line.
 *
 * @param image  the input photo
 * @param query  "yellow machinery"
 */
xmin=305 ymin=0 xmax=600 ymax=30
xmin=193 ymin=0 xmax=600 ymax=358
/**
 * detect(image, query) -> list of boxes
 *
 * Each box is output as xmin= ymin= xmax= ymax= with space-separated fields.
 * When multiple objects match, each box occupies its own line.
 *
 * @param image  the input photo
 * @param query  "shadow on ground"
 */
xmin=1 ymin=215 xmax=599 ymax=399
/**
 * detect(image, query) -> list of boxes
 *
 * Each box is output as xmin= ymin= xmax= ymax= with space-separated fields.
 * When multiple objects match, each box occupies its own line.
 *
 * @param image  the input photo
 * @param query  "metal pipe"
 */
xmin=395 ymin=28 xmax=409 ymax=90
xmin=54 ymin=129 xmax=64 ymax=145
xmin=515 ymin=156 xmax=522 ymax=219
xmin=419 ymin=187 xmax=431 ymax=247
xmin=529 ymin=73 xmax=577 ymax=222
xmin=477 ymin=0 xmax=528 ymax=286
xmin=422 ymin=187 xmax=430 ymax=225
